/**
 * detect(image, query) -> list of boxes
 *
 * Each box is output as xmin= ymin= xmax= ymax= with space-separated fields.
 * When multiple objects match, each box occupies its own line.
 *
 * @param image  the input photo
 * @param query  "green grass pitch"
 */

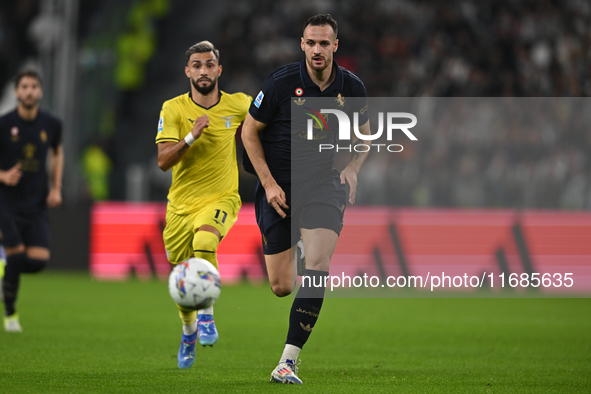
xmin=1 ymin=272 xmax=590 ymax=393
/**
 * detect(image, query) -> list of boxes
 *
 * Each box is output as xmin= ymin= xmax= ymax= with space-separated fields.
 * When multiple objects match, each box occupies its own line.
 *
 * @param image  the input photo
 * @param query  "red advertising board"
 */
xmin=90 ymin=203 xmax=591 ymax=293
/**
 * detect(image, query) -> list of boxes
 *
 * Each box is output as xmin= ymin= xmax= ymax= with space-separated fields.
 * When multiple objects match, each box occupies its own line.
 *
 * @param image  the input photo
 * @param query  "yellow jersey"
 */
xmin=156 ymin=91 xmax=251 ymax=214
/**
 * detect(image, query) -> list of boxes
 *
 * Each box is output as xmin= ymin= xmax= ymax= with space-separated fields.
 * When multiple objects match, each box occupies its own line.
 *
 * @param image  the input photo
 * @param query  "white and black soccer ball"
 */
xmin=168 ymin=258 xmax=221 ymax=310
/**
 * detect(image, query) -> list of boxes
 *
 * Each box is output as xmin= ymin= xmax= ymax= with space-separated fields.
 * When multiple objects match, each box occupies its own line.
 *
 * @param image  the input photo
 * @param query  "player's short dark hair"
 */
xmin=15 ymin=69 xmax=42 ymax=88
xmin=185 ymin=41 xmax=220 ymax=63
xmin=303 ymin=14 xmax=338 ymax=38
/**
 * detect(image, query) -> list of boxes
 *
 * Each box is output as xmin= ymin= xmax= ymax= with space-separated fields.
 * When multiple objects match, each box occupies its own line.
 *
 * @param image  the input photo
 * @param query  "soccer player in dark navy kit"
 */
xmin=242 ymin=14 xmax=371 ymax=384
xmin=0 ymin=70 xmax=63 ymax=332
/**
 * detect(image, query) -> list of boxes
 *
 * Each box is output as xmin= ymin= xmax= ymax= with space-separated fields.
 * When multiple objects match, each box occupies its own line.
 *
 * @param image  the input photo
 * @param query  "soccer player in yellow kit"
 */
xmin=156 ymin=41 xmax=250 ymax=369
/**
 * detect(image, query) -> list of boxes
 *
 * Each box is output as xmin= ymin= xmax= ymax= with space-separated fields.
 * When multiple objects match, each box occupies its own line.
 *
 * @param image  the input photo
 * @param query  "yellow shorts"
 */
xmin=163 ymin=199 xmax=240 ymax=264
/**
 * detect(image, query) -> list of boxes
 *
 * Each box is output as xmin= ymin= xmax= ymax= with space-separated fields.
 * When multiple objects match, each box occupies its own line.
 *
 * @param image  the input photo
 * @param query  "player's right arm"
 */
xmin=157 ymin=115 xmax=209 ymax=172
xmin=242 ymin=113 xmax=289 ymax=218
xmin=0 ymin=163 xmax=22 ymax=186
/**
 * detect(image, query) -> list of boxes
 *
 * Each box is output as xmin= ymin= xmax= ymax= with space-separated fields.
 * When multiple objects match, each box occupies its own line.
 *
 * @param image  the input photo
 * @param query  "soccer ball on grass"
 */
xmin=168 ymin=258 xmax=221 ymax=310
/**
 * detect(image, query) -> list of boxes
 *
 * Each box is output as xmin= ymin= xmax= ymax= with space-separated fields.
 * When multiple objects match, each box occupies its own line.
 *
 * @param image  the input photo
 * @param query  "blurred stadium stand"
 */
xmin=2 ymin=0 xmax=591 ymax=209
xmin=0 ymin=0 xmax=40 ymax=112
xmin=88 ymin=0 xmax=591 ymax=210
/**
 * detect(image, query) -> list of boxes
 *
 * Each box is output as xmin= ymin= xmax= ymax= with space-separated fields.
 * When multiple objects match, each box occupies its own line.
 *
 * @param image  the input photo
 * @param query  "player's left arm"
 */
xmin=340 ymin=120 xmax=370 ymax=205
xmin=47 ymin=145 xmax=63 ymax=208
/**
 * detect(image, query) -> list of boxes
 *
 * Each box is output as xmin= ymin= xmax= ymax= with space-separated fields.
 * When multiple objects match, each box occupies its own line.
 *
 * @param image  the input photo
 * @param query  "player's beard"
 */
xmin=19 ymin=97 xmax=38 ymax=110
xmin=308 ymin=53 xmax=332 ymax=72
xmin=192 ymin=76 xmax=217 ymax=95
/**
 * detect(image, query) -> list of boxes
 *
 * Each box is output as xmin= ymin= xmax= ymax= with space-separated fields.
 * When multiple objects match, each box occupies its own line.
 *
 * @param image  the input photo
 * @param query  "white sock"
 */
xmin=183 ymin=320 xmax=197 ymax=335
xmin=280 ymin=344 xmax=301 ymax=363
xmin=198 ymin=306 xmax=213 ymax=316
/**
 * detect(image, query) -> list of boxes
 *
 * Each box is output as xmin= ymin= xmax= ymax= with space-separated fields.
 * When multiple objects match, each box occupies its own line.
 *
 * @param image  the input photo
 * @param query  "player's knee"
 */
xmin=270 ymin=282 xmax=292 ymax=297
xmin=5 ymin=244 xmax=25 ymax=256
xmin=4 ymin=253 xmax=47 ymax=275
xmin=193 ymin=230 xmax=220 ymax=269
xmin=22 ymin=258 xmax=48 ymax=274
xmin=26 ymin=247 xmax=50 ymax=260
xmin=302 ymin=256 xmax=330 ymax=272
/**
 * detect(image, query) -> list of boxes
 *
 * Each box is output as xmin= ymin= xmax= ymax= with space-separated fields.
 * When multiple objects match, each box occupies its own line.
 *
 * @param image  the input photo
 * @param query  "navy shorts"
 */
xmin=0 ymin=205 xmax=50 ymax=249
xmin=254 ymin=169 xmax=347 ymax=255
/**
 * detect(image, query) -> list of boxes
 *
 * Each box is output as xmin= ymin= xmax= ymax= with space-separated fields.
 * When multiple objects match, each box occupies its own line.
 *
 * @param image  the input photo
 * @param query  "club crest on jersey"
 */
xmin=24 ymin=143 xmax=36 ymax=159
xmin=254 ymin=91 xmax=264 ymax=108
xmin=40 ymin=130 xmax=47 ymax=143
xmin=336 ymin=93 xmax=345 ymax=108
xmin=221 ymin=116 xmax=235 ymax=129
xmin=158 ymin=117 xmax=164 ymax=133
xmin=295 ymin=88 xmax=303 ymax=96
xmin=11 ymin=126 xmax=19 ymax=141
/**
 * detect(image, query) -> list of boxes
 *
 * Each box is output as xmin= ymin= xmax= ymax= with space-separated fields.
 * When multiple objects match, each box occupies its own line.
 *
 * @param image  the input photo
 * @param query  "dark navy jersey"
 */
xmin=0 ymin=109 xmax=62 ymax=215
xmin=245 ymin=59 xmax=367 ymax=183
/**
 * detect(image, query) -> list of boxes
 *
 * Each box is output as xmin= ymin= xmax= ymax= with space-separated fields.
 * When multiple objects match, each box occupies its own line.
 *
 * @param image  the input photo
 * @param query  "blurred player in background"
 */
xmin=0 ymin=244 xmax=6 ymax=279
xmin=242 ymin=14 xmax=370 ymax=383
xmin=0 ymin=69 xmax=63 ymax=332
xmin=156 ymin=41 xmax=251 ymax=369
xmin=0 ymin=244 xmax=6 ymax=299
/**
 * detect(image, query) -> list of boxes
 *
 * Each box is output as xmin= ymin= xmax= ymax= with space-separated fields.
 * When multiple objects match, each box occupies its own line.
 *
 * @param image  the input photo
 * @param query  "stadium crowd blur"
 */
xmin=217 ymin=0 xmax=591 ymax=210
xmin=0 ymin=1 xmax=39 ymax=95
xmin=1 ymin=0 xmax=591 ymax=209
